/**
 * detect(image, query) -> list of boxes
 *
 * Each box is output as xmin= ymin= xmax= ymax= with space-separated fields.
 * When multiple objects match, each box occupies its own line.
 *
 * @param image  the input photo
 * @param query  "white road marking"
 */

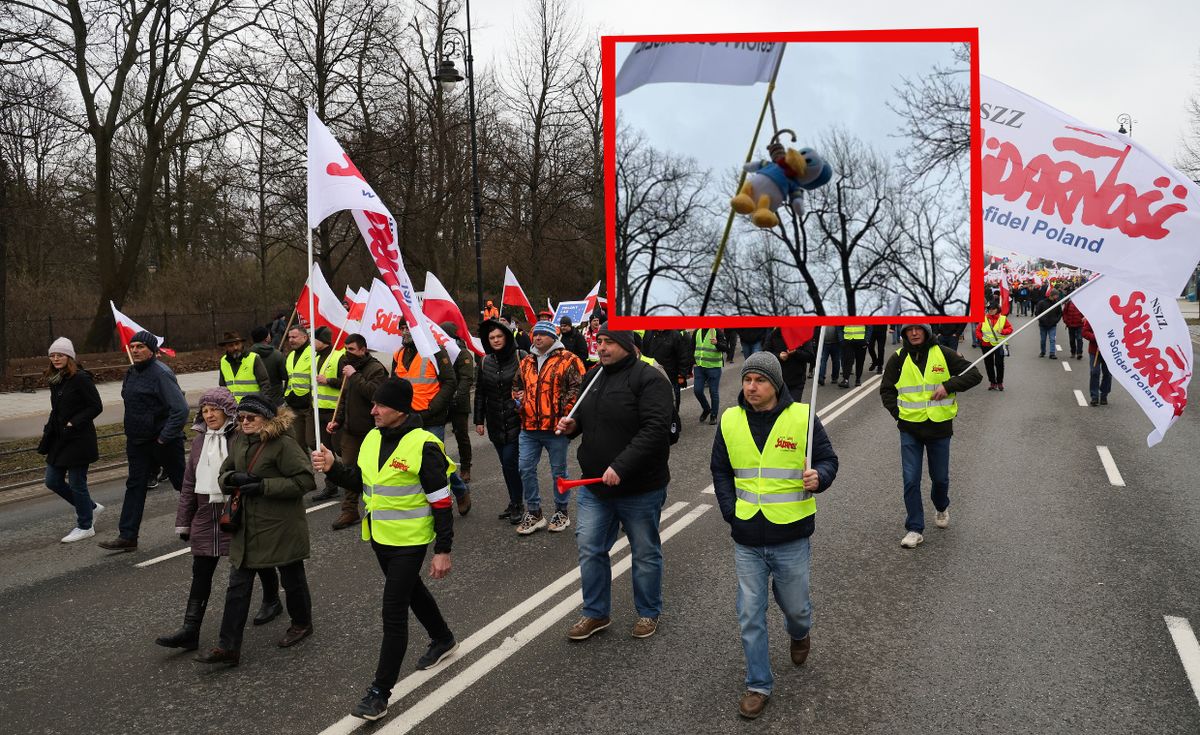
xmin=308 ymin=501 xmax=338 ymax=513
xmin=1096 ymin=446 xmax=1126 ymax=487
xmin=372 ymin=504 xmax=712 ymax=735
xmin=1062 ymin=361 xmax=1072 ymax=372
xmin=816 ymin=374 xmax=883 ymax=416
xmin=820 ymin=376 xmax=883 ymax=425
xmin=135 ymin=548 xmax=190 ymax=568
xmin=701 ymin=484 xmax=714 ymax=494
xmin=316 ymin=500 xmax=693 ymax=735
xmin=1164 ymin=616 xmax=1200 ymax=709
xmin=1074 ymin=390 xmax=1088 ymax=407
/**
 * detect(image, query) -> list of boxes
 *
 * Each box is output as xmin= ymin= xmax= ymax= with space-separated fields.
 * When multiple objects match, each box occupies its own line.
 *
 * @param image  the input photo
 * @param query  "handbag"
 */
xmin=219 ymin=442 xmax=267 ymax=533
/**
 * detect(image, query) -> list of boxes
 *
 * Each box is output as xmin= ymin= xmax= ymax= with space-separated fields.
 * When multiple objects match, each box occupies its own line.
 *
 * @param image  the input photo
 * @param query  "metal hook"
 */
xmin=770 ymin=128 xmax=797 ymax=146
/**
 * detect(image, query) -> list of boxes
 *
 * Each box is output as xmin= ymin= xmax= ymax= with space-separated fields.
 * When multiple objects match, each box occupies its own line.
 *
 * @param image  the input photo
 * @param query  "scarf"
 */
xmin=195 ymin=422 xmax=231 ymax=502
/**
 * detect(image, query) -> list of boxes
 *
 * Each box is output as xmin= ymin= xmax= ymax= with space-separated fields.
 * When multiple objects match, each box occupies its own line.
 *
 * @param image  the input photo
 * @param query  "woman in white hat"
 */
xmin=38 ymin=338 xmax=104 ymax=542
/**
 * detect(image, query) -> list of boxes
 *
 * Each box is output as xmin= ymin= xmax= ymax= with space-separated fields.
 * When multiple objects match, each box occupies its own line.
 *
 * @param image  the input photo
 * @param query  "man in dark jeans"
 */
xmin=99 ymin=331 xmax=188 ymax=551
xmin=1034 ymin=289 xmax=1063 ymax=358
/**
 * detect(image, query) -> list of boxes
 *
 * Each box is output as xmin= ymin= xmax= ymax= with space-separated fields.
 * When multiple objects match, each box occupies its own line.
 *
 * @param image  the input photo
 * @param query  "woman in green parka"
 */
xmin=196 ymin=394 xmax=316 ymax=666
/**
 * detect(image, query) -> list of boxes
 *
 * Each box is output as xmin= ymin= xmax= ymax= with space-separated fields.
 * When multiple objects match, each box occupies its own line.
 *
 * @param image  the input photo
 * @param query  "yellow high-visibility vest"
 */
xmin=694 ymin=329 xmax=723 ymax=368
xmin=895 ymin=345 xmax=958 ymax=422
xmin=842 ymin=325 xmax=866 ymax=341
xmin=285 ymin=345 xmax=313 ymax=397
xmin=720 ymin=403 xmax=815 ymax=525
xmin=219 ymin=352 xmax=260 ymax=404
xmin=315 ymin=349 xmax=344 ymax=410
xmin=980 ymin=315 xmax=1008 ymax=346
xmin=358 ymin=428 xmax=456 ymax=546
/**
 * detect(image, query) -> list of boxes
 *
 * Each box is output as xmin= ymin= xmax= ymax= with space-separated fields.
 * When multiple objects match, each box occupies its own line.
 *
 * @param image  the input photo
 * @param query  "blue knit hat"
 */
xmin=532 ymin=320 xmax=558 ymax=338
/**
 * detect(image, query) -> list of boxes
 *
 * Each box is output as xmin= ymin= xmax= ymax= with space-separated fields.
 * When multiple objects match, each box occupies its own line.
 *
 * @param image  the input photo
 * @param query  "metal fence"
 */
xmin=5 ymin=309 xmax=281 ymax=358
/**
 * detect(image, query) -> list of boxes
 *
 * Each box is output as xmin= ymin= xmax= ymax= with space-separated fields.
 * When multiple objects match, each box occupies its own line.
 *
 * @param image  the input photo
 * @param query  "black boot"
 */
xmin=253 ymin=597 xmax=283 ymax=626
xmin=156 ymin=598 xmax=207 ymax=651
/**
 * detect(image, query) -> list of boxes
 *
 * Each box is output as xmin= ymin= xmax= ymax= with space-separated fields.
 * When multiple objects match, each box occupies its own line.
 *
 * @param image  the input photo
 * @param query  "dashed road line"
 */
xmin=1096 ymin=446 xmax=1126 ymax=487
xmin=1074 ymin=390 xmax=1088 ymax=407
xmin=1165 ymin=616 xmax=1200 ymax=709
xmin=1062 ymin=361 xmax=1072 ymax=372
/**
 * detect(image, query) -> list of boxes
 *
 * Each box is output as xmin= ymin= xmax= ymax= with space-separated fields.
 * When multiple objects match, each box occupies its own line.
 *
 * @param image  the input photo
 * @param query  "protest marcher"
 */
xmin=218 ymin=331 xmax=270 ymax=404
xmin=879 ymin=324 xmax=982 ymax=549
xmin=692 ymin=327 xmax=727 ymax=425
xmin=99 ymin=332 xmax=188 ymax=552
xmin=867 ymin=324 xmax=888 ymax=374
xmin=439 ymin=322 xmax=476 ymax=483
xmin=975 ymin=301 xmax=1013 ymax=391
xmin=310 ymin=326 xmax=345 ymax=503
xmin=559 ymin=317 xmax=589 ymax=365
xmin=712 ymin=353 xmax=838 ymax=719
xmin=250 ymin=325 xmax=288 ymax=406
xmin=583 ymin=314 xmax=602 ymax=365
xmin=643 ymin=329 xmax=691 ymax=410
xmin=839 ymin=325 xmax=868 ymax=388
xmin=312 ymin=378 xmax=458 ymax=721
xmin=555 ymin=328 xmax=673 ymax=641
xmin=1082 ymin=318 xmax=1112 ymax=406
xmin=513 ymin=320 xmax=584 ymax=534
xmin=511 ymin=316 xmax=532 ymax=353
xmin=269 ymin=310 xmax=289 ymax=348
xmin=736 ymin=327 xmax=767 ymax=359
xmin=935 ymin=323 xmax=966 ymax=354
xmin=763 ymin=328 xmax=814 ymax=400
xmin=284 ymin=325 xmax=317 ymax=451
xmin=475 ymin=319 xmax=527 ymax=523
xmin=156 ymin=388 xmax=281 ymax=651
xmin=1035 ymin=289 xmax=1063 ymax=358
xmin=196 ymin=394 xmax=316 ymax=665
xmin=481 ymin=300 xmax=500 ymax=321
xmin=328 ymin=333 xmax=389 ymax=530
xmin=1063 ymin=299 xmax=1085 ymax=360
xmin=40 ymin=338 xmax=104 ymax=543
xmin=816 ymin=326 xmax=841 ymax=387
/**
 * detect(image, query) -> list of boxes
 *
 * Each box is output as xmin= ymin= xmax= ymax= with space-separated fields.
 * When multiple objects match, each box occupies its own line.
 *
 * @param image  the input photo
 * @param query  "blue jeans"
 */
xmin=1039 ymin=326 xmax=1058 ymax=356
xmin=693 ymin=366 xmax=721 ymax=416
xmin=734 ymin=538 xmax=812 ymax=695
xmin=741 ymin=340 xmax=762 ymax=360
xmin=818 ymin=343 xmax=840 ymax=382
xmin=576 ymin=486 xmax=667 ymax=619
xmin=899 ymin=432 xmax=950 ymax=533
xmin=1089 ymin=352 xmax=1112 ymax=399
xmin=518 ymin=430 xmax=569 ymax=513
xmin=425 ymin=424 xmax=469 ymax=500
xmin=493 ymin=439 xmax=522 ymax=506
xmin=46 ymin=465 xmax=95 ymax=530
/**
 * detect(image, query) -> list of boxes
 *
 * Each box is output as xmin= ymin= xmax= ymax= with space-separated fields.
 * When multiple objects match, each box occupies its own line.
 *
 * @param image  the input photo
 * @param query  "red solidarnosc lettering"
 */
xmin=364 ymin=211 xmax=400 ymax=273
xmin=326 ymin=153 xmax=365 ymax=182
xmin=982 ymin=129 xmax=1190 ymax=240
xmin=371 ymin=309 xmax=404 ymax=337
xmin=1109 ymin=292 xmax=1190 ymax=416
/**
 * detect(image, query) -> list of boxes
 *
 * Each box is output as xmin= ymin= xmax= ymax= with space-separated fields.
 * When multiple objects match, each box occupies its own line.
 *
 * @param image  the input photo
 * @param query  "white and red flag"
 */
xmin=296 ymin=263 xmax=349 ymax=349
xmin=981 ymin=76 xmax=1200 ymax=296
xmin=999 ymin=274 xmax=1011 ymax=315
xmin=422 ymin=272 xmax=485 ymax=356
xmin=110 ymin=301 xmax=175 ymax=357
xmin=583 ymin=281 xmax=602 ymax=319
xmin=615 ymin=41 xmax=783 ymax=97
xmin=1073 ymin=276 xmax=1192 ymax=447
xmin=501 ymin=266 xmax=536 ymax=325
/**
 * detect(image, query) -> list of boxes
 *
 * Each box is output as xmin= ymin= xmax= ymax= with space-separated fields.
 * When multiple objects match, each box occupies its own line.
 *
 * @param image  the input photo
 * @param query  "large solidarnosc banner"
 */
xmin=981 ymin=76 xmax=1200 ymax=296
xmin=1073 ymin=277 xmax=1193 ymax=447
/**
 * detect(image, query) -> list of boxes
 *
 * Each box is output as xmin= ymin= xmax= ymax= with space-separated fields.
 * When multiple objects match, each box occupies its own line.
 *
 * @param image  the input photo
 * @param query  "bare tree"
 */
xmin=888 ymin=43 xmax=971 ymax=184
xmin=1178 ymin=56 xmax=1200 ymax=179
xmin=884 ymin=183 xmax=970 ymax=315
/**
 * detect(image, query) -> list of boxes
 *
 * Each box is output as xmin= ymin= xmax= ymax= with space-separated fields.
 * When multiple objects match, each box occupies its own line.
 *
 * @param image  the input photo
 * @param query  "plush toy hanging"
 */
xmin=730 ymin=129 xmax=833 ymax=229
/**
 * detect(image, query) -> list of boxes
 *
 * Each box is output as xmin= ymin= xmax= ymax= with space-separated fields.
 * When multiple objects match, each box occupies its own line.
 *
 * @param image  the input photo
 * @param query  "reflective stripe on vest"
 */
xmin=980 ymin=315 xmax=1008 ymax=345
xmin=895 ymin=345 xmax=958 ymax=422
xmin=843 ymin=325 xmax=866 ymax=341
xmin=394 ymin=352 xmax=440 ymax=411
xmin=720 ymin=403 xmax=815 ymax=525
xmin=285 ymin=346 xmax=312 ymax=396
xmin=316 ymin=349 xmax=344 ymax=410
xmin=219 ymin=352 xmax=260 ymax=403
xmin=695 ymin=329 xmax=723 ymax=368
xmin=357 ymin=427 xmax=456 ymax=546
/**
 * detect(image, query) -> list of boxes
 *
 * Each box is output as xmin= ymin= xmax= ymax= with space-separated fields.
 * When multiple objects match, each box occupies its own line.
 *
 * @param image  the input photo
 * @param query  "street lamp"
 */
xmin=434 ymin=0 xmax=485 ymax=318
xmin=1116 ymin=113 xmax=1133 ymax=136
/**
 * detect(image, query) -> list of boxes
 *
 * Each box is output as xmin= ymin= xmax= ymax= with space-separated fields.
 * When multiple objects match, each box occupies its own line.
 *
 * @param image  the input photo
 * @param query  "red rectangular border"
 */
xmin=602 ymin=28 xmax=983 ymax=329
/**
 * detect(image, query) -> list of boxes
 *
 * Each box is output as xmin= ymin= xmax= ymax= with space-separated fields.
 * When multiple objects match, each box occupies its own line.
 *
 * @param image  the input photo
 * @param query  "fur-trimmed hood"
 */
xmin=255 ymin=405 xmax=296 ymax=441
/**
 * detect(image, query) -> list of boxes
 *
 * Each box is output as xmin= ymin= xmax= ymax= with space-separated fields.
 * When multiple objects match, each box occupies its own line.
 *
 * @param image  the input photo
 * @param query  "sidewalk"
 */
xmin=0 ymin=370 xmax=219 ymax=441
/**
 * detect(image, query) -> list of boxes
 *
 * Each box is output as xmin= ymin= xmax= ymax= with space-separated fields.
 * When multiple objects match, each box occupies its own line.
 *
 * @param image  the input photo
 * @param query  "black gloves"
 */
xmin=179 ymin=532 xmax=190 ymax=542
xmin=226 ymin=472 xmax=259 ymax=487
xmin=238 ymin=481 xmax=264 ymax=498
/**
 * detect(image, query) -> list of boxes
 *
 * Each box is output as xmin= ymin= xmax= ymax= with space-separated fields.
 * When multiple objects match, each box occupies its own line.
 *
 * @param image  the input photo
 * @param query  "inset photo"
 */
xmin=603 ymin=30 xmax=982 ymax=327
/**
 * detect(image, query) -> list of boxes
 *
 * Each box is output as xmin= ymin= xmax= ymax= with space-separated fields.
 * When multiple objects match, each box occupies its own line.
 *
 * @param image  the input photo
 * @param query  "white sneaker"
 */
xmin=62 ymin=527 xmax=96 ymax=543
xmin=92 ymin=502 xmax=105 ymax=515
xmin=934 ymin=510 xmax=949 ymax=528
xmin=900 ymin=531 xmax=924 ymax=549
xmin=547 ymin=510 xmax=571 ymax=533
xmin=516 ymin=512 xmax=548 ymax=536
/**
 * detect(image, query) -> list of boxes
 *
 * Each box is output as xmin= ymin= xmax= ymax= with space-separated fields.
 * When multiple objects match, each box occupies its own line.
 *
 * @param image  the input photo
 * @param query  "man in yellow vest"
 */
xmin=711 ymin=352 xmax=838 ymax=720
xmin=879 ymin=324 xmax=982 ymax=549
xmin=283 ymin=325 xmax=317 ymax=453
xmin=311 ymin=325 xmax=346 ymax=503
xmin=692 ymin=327 xmax=727 ymax=425
xmin=217 ymin=331 xmax=270 ymax=403
xmin=838 ymin=324 xmax=867 ymax=388
xmin=311 ymin=378 xmax=457 ymax=722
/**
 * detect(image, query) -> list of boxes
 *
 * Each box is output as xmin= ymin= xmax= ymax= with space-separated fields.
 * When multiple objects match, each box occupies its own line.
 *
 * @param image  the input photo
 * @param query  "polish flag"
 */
xmin=110 ymin=301 xmax=175 ymax=357
xmin=501 ymin=266 xmax=536 ymax=325
xmin=422 ymin=272 xmax=485 ymax=356
xmin=780 ymin=327 xmax=815 ymax=350
xmin=583 ymin=281 xmax=602 ymax=318
xmin=296 ymin=263 xmax=349 ymax=349
xmin=999 ymin=275 xmax=1011 ymax=315
xmin=344 ymin=285 xmax=367 ymax=322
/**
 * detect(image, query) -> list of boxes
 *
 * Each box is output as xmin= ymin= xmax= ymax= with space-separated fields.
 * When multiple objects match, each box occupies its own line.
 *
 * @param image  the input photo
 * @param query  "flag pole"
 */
xmin=308 ymin=241 xmax=321 ymax=454
xmin=805 ymin=327 xmax=824 ymax=472
xmin=699 ymin=42 xmax=788 ymax=316
xmin=959 ymin=275 xmax=1104 ymax=376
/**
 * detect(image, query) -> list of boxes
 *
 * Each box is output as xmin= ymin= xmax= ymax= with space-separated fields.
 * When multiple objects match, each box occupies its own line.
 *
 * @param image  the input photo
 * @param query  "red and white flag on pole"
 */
xmin=582 ymin=281 xmax=602 ymax=319
xmin=110 ymin=301 xmax=175 ymax=357
xmin=501 ymin=266 xmax=536 ymax=326
xmin=780 ymin=327 xmax=815 ymax=350
xmin=296 ymin=263 xmax=349 ymax=349
xmin=999 ymin=273 xmax=1011 ymax=316
xmin=422 ymin=272 xmax=485 ymax=356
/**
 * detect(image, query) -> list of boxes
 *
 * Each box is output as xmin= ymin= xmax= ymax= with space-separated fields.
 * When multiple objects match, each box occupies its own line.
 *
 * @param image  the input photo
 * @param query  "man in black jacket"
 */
xmin=1034 ymin=288 xmax=1063 ymax=358
xmin=642 ymin=329 xmax=690 ymax=409
xmin=711 ymin=352 xmax=838 ymax=720
xmin=764 ymin=327 xmax=815 ymax=399
xmin=327 ymin=333 xmax=389 ymax=530
xmin=879 ymin=324 xmax=982 ymax=549
xmin=559 ymin=317 xmax=589 ymax=365
xmin=556 ymin=328 xmax=673 ymax=642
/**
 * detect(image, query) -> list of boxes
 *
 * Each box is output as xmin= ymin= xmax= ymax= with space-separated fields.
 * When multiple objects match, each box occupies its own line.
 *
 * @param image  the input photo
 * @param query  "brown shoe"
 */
xmin=277 ymin=624 xmax=313 ymax=648
xmin=790 ymin=634 xmax=811 ymax=666
xmin=738 ymin=690 xmax=769 ymax=719
xmin=566 ymin=616 xmax=610 ymax=641
xmin=631 ymin=616 xmax=659 ymax=639
xmin=195 ymin=647 xmax=240 ymax=666
xmin=456 ymin=491 xmax=472 ymax=516
xmin=330 ymin=511 xmax=359 ymax=530
xmin=98 ymin=537 xmax=137 ymax=552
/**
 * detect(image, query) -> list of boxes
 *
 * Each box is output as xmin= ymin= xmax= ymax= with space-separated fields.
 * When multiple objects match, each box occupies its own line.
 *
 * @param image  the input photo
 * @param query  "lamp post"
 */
xmin=434 ymin=0 xmax=485 ymax=318
xmin=1116 ymin=113 xmax=1133 ymax=136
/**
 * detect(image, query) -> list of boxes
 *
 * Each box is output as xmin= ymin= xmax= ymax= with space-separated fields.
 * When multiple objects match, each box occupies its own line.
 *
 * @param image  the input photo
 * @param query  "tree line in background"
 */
xmin=0 ymin=0 xmax=603 ymax=369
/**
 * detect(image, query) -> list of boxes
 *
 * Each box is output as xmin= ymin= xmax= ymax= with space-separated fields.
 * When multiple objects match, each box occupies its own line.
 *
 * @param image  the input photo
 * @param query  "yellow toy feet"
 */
xmin=730 ymin=182 xmax=756 ymax=214
xmin=751 ymin=208 xmax=779 ymax=228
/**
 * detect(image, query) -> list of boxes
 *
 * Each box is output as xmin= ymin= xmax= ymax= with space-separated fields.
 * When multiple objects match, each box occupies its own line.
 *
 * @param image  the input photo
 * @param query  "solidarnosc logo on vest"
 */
xmin=389 ymin=459 xmax=409 ymax=472
xmin=774 ymin=437 xmax=797 ymax=451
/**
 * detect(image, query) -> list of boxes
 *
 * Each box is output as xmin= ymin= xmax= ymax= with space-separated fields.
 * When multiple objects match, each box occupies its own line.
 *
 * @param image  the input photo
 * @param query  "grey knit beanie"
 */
xmin=741 ymin=352 xmax=784 ymax=394
xmin=48 ymin=337 xmax=76 ymax=360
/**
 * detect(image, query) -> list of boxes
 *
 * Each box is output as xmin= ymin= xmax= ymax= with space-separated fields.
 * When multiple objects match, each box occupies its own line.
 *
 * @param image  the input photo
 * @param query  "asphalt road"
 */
xmin=3 ymin=320 xmax=1200 ymax=734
